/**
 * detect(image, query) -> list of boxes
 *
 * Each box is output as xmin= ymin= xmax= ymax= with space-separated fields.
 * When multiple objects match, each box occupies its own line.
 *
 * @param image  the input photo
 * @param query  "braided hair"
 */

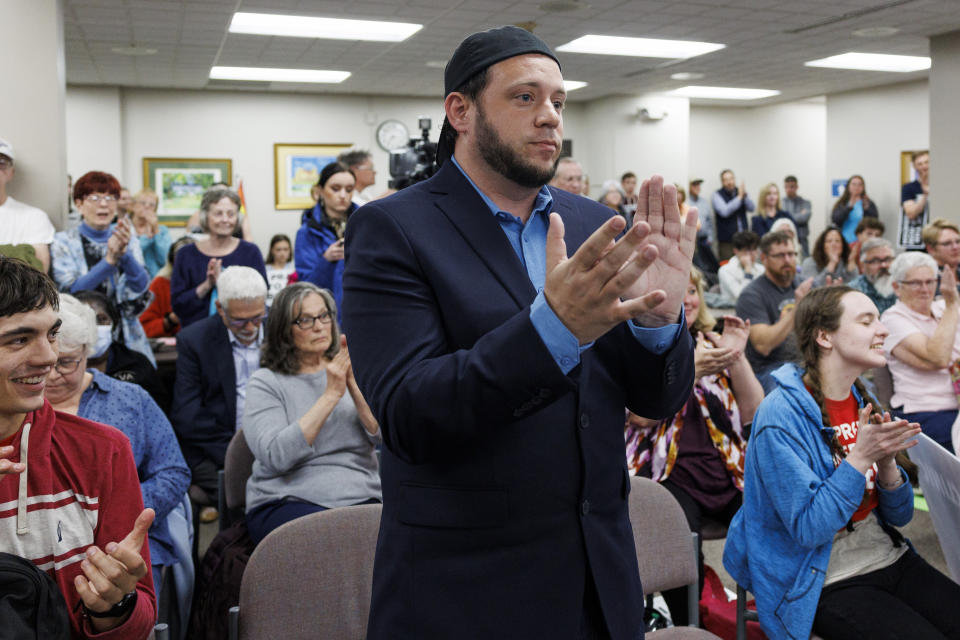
xmin=793 ymin=286 xmax=884 ymax=460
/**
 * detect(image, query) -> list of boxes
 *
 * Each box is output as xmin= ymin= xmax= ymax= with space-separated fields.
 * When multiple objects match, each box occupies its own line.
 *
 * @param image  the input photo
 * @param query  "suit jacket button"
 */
xmin=579 ymin=413 xmax=590 ymax=429
xmin=581 ymin=500 xmax=590 ymax=516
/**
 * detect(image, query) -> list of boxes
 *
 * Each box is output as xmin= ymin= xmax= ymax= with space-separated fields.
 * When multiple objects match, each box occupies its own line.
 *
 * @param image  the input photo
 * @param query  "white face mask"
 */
xmin=91 ymin=325 xmax=112 ymax=359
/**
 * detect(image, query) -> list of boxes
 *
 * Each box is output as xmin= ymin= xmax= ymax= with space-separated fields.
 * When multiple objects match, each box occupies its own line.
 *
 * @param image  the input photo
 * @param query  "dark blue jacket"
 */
xmin=170 ymin=315 xmax=236 ymax=470
xmin=295 ymin=202 xmax=358 ymax=310
xmin=342 ymin=162 xmax=695 ymax=640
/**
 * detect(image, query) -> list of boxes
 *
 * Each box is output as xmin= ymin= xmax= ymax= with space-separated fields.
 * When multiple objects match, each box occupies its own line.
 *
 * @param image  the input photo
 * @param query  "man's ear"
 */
xmin=215 ymin=300 xmax=224 ymax=317
xmin=444 ymin=92 xmax=473 ymax=136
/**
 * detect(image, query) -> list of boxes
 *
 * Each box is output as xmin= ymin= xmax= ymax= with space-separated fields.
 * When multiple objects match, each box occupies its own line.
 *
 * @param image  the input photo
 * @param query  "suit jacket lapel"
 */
xmin=430 ymin=163 xmax=536 ymax=308
xmin=211 ymin=322 xmax=237 ymax=423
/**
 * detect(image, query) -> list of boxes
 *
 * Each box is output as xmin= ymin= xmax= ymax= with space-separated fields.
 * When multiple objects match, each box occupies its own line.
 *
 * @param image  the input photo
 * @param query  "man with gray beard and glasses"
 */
xmin=849 ymin=237 xmax=897 ymax=315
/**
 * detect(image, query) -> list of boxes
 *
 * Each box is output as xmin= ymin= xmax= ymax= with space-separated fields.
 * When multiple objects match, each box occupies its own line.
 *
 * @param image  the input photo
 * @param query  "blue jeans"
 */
xmin=246 ymin=497 xmax=381 ymax=545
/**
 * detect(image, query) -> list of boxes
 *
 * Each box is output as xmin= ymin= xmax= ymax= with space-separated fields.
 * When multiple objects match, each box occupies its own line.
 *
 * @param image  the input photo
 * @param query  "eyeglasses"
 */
xmin=85 ymin=194 xmax=117 ymax=204
xmin=136 ymin=200 xmax=158 ymax=209
xmin=766 ymin=251 xmax=798 ymax=260
xmin=0 ymin=158 xmax=12 ymax=169
xmin=898 ymin=279 xmax=937 ymax=290
xmin=54 ymin=358 xmax=82 ymax=375
xmin=224 ymin=313 xmax=267 ymax=329
xmin=293 ymin=311 xmax=333 ymax=330
xmin=863 ymin=256 xmax=894 ymax=265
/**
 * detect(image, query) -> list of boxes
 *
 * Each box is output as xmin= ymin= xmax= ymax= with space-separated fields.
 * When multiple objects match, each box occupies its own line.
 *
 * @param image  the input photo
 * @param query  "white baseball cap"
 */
xmin=0 ymin=138 xmax=14 ymax=162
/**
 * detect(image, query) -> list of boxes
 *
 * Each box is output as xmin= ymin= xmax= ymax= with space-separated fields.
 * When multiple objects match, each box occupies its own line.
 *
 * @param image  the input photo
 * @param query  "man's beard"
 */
xmin=870 ymin=272 xmax=894 ymax=297
xmin=475 ymin=105 xmax=559 ymax=189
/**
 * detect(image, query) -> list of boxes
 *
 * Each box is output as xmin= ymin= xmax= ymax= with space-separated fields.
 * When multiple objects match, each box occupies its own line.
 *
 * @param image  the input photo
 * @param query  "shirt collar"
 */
xmin=450 ymin=155 xmax=553 ymax=221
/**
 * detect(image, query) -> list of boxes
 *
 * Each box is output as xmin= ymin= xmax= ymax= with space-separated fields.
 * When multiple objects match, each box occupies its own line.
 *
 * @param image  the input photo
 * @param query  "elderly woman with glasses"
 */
xmin=243 ymin=282 xmax=381 ymax=544
xmin=881 ymin=252 xmax=960 ymax=452
xmin=45 ymin=294 xmax=190 ymax=597
xmin=51 ymin=170 xmax=155 ymax=365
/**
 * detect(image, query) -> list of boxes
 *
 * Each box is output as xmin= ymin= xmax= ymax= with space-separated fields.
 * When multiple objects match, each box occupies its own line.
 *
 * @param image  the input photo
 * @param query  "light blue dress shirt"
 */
xmin=450 ymin=158 xmax=681 ymax=374
xmin=230 ymin=325 xmax=264 ymax=432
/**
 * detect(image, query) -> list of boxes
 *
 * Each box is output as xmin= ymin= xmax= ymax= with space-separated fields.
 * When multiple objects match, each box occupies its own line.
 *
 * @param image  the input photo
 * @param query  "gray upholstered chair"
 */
xmin=628 ymin=476 xmax=721 ymax=639
xmin=218 ymin=429 xmax=255 ymax=531
xmin=228 ymin=503 xmax=381 ymax=640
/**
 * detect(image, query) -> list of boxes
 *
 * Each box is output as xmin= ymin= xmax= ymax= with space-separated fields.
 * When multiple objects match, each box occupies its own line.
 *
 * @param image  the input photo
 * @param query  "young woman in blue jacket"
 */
xmin=723 ymin=285 xmax=960 ymax=640
xmin=295 ymin=162 xmax=358 ymax=311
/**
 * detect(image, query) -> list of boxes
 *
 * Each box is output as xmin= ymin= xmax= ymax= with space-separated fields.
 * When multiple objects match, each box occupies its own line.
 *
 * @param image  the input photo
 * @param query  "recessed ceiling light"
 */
xmin=110 ymin=45 xmax=157 ymax=56
xmin=563 ymin=80 xmax=587 ymax=91
xmin=666 ymin=86 xmax=780 ymax=100
xmin=209 ymin=66 xmax=350 ymax=83
xmin=556 ymin=35 xmax=724 ymax=59
xmin=229 ymin=12 xmax=422 ymax=42
xmin=852 ymin=26 xmax=900 ymax=37
xmin=670 ymin=72 xmax=704 ymax=81
xmin=539 ymin=1 xmax=591 ymax=12
xmin=804 ymin=52 xmax=930 ymax=72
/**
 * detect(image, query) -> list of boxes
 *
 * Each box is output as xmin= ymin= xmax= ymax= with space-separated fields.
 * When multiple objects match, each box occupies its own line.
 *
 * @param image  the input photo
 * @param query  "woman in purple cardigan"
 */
xmin=170 ymin=187 xmax=266 ymax=328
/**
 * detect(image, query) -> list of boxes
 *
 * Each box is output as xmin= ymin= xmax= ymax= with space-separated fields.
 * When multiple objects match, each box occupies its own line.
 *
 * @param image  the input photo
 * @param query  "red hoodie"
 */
xmin=0 ymin=400 xmax=155 ymax=639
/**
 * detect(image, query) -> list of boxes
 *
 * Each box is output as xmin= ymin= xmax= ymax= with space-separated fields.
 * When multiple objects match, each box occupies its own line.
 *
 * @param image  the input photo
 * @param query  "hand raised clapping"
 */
xmin=544 ymin=176 xmax=697 ymax=344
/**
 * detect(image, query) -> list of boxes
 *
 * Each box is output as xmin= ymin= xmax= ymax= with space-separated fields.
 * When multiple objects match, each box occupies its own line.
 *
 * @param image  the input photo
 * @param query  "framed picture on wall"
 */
xmin=142 ymin=157 xmax=232 ymax=225
xmin=274 ymin=143 xmax=352 ymax=210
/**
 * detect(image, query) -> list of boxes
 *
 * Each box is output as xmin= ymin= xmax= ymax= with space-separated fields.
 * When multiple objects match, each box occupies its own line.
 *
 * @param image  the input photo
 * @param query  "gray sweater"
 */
xmin=243 ymin=367 xmax=381 ymax=512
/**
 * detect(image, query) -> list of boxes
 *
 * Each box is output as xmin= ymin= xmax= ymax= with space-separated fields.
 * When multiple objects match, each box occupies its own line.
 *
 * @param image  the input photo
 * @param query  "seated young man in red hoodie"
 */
xmin=0 ymin=257 xmax=156 ymax=639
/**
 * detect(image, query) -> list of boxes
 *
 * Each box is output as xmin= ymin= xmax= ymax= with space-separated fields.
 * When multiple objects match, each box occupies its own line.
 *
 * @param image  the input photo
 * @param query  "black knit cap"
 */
xmin=435 ymin=25 xmax=560 ymax=167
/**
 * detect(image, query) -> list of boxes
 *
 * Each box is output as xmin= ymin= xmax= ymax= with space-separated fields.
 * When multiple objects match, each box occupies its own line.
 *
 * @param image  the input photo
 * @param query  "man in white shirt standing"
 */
xmin=337 ymin=149 xmax=378 ymax=207
xmin=0 ymin=138 xmax=55 ymax=272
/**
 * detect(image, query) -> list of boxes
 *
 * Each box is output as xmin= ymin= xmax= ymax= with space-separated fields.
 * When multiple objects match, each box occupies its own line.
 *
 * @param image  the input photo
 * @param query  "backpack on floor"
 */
xmin=186 ymin=520 xmax=255 ymax=640
xmin=699 ymin=564 xmax=767 ymax=640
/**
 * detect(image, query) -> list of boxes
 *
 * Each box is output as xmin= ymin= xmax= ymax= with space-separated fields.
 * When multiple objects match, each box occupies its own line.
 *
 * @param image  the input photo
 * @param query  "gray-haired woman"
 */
xmin=243 ymin=282 xmax=381 ymax=544
xmin=170 ymin=187 xmax=266 ymax=328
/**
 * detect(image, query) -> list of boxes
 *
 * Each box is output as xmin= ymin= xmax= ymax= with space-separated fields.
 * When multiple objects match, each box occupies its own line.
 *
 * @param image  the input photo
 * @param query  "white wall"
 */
xmin=826 ymin=80 xmax=928 ymax=241
xmin=65 ymin=86 xmax=124 ymax=183
xmin=576 ymin=94 xmax=690 ymax=196
xmin=689 ymin=99 xmax=828 ymax=241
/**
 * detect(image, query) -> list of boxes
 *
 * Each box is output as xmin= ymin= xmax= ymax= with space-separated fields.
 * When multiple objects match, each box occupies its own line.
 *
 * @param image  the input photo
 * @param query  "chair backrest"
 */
xmin=628 ymin=476 xmax=697 ymax=595
xmin=238 ymin=503 xmax=382 ymax=640
xmin=224 ymin=430 xmax=254 ymax=512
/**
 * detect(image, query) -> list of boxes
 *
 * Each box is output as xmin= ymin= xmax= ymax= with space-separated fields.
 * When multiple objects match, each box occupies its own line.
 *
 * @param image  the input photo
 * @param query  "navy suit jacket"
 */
xmin=171 ymin=315 xmax=237 ymax=470
xmin=342 ymin=162 xmax=695 ymax=639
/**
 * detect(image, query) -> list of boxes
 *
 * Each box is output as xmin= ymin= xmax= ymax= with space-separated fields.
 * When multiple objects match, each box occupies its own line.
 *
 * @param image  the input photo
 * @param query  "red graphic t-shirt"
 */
xmin=824 ymin=393 xmax=878 ymax=522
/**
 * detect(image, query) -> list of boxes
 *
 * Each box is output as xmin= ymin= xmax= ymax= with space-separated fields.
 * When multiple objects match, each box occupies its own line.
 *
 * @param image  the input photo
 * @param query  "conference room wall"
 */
xmin=688 ymin=99 xmax=828 ymax=242
xmin=825 ymin=79 xmax=929 ymax=242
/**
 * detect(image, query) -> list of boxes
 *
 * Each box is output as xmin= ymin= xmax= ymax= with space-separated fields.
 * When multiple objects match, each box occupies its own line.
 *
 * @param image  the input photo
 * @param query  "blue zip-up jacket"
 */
xmin=722 ymin=363 xmax=913 ymax=640
xmin=295 ymin=202 xmax=358 ymax=311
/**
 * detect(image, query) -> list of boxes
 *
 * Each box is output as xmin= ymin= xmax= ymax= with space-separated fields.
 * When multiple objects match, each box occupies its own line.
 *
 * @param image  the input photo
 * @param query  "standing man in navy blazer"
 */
xmin=343 ymin=26 xmax=697 ymax=640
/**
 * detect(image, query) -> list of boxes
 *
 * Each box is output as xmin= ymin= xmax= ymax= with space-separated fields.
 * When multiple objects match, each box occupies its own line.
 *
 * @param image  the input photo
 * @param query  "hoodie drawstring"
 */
xmin=16 ymin=421 xmax=30 ymax=535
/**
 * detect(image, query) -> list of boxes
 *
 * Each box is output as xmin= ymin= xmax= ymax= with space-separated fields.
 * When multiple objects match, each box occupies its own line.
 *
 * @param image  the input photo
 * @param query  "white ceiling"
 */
xmin=63 ymin=0 xmax=960 ymax=105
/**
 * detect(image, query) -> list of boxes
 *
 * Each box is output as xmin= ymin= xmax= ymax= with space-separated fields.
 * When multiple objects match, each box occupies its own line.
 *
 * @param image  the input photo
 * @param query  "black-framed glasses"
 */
xmin=54 ymin=358 xmax=82 ymax=375
xmin=0 ymin=157 xmax=12 ymax=169
xmin=293 ymin=311 xmax=333 ymax=330
xmin=224 ymin=313 xmax=268 ymax=329
xmin=862 ymin=256 xmax=894 ymax=265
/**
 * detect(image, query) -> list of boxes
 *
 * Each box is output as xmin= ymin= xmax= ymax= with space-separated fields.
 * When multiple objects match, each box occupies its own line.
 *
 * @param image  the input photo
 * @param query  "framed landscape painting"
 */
xmin=142 ymin=157 xmax=232 ymax=225
xmin=274 ymin=143 xmax=351 ymax=210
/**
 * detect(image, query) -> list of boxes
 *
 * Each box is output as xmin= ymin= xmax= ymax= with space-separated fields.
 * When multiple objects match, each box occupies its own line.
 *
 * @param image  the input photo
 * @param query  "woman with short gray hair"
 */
xmin=170 ymin=187 xmax=266 ymax=328
xmin=46 ymin=294 xmax=190 ymax=597
xmin=881 ymin=251 xmax=959 ymax=452
xmin=243 ymin=282 xmax=381 ymax=545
